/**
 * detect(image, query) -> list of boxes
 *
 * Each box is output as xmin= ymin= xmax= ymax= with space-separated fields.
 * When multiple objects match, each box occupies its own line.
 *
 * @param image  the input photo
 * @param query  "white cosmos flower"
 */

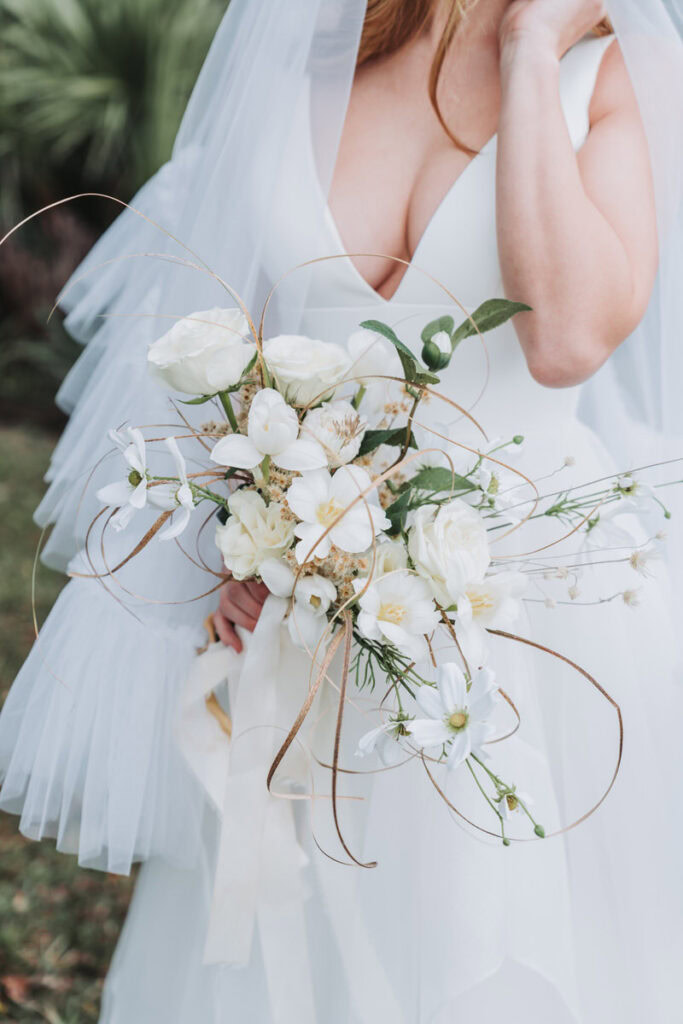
xmin=353 ymin=570 xmax=439 ymax=662
xmin=302 ymin=400 xmax=367 ymax=467
xmin=147 ymin=307 xmax=252 ymax=395
xmin=583 ymin=500 xmax=638 ymax=550
xmin=409 ymin=664 xmax=499 ymax=770
xmin=259 ymin=557 xmax=336 ymax=650
xmin=151 ymin=436 xmax=197 ymax=541
xmin=455 ymin=571 xmax=527 ymax=666
xmin=210 ymin=388 xmax=327 ymax=473
xmin=215 ymin=490 xmax=294 ymax=579
xmin=287 ymin=465 xmax=389 ymax=564
xmin=97 ymin=428 xmax=173 ymax=531
xmin=264 ymin=335 xmax=351 ymax=407
xmin=356 ymin=719 xmax=407 ymax=767
xmin=613 ymin=473 xmax=656 ymax=513
xmin=408 ymin=499 xmax=490 ymax=608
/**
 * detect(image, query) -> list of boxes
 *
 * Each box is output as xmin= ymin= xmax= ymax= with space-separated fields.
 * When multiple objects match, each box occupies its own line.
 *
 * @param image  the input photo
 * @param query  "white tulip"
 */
xmin=264 ymin=335 xmax=351 ymax=407
xmin=408 ymin=499 xmax=490 ymax=608
xmin=287 ymin=465 xmax=389 ymax=564
xmin=353 ymin=569 xmax=439 ymax=662
xmin=215 ymin=490 xmax=294 ymax=579
xmin=302 ymin=400 xmax=367 ymax=467
xmin=409 ymin=664 xmax=499 ymax=770
xmin=210 ymin=388 xmax=327 ymax=473
xmin=147 ymin=307 xmax=253 ymax=395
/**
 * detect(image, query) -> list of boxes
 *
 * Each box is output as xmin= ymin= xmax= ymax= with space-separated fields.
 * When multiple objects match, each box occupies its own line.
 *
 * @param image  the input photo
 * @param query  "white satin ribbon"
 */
xmin=176 ymin=595 xmax=316 ymax=1024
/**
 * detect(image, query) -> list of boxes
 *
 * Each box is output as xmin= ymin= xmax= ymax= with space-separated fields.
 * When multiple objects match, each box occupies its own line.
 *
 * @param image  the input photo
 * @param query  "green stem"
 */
xmin=351 ymin=384 xmax=366 ymax=411
xmin=219 ymin=391 xmax=239 ymax=432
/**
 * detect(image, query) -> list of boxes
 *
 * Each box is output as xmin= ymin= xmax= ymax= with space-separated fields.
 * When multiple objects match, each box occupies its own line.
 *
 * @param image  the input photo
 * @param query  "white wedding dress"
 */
xmin=2 ymin=34 xmax=683 ymax=1024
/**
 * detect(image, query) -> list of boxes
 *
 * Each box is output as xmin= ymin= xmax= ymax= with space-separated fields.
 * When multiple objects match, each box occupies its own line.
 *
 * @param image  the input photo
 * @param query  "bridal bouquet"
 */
xmin=93 ymin=297 xmax=670 ymax=848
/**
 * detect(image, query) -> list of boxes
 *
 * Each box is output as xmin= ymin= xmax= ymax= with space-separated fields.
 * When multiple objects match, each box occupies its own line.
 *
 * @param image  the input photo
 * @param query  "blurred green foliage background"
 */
xmin=0 ymin=0 xmax=228 ymax=1019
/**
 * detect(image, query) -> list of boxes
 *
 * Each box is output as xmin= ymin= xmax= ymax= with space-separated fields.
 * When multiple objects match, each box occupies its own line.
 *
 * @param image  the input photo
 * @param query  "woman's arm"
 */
xmin=496 ymin=0 xmax=658 ymax=387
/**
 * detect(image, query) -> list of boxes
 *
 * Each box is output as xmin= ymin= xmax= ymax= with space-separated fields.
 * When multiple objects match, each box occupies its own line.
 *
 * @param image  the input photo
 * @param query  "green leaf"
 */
xmin=408 ymin=465 xmax=475 ymax=494
xmin=359 ymin=319 xmax=419 ymax=382
xmin=452 ymin=299 xmax=532 ymax=347
xmin=420 ymin=315 xmax=455 ymax=344
xmin=414 ymin=370 xmax=441 ymax=386
xmin=358 ymin=427 xmax=418 ymax=458
xmin=178 ymin=394 xmax=216 ymax=405
xmin=384 ymin=489 xmax=413 ymax=535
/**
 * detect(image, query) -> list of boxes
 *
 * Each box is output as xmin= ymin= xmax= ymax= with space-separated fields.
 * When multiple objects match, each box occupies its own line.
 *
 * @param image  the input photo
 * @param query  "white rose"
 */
xmin=215 ymin=489 xmax=294 ymax=579
xmin=302 ymin=400 xmax=367 ymax=466
xmin=408 ymin=499 xmax=490 ymax=607
xmin=363 ymin=539 xmax=408 ymax=579
xmin=264 ymin=335 xmax=351 ymax=407
xmin=148 ymin=307 xmax=252 ymax=395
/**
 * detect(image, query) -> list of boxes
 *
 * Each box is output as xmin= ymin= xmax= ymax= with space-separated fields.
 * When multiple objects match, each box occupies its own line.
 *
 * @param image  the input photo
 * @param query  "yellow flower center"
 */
xmin=448 ymin=711 xmax=467 ymax=730
xmin=379 ymin=602 xmax=406 ymax=625
xmin=316 ymin=498 xmax=344 ymax=527
xmin=505 ymin=795 xmax=519 ymax=812
xmin=309 ymin=594 xmax=321 ymax=609
xmin=468 ymin=590 xmax=495 ymax=617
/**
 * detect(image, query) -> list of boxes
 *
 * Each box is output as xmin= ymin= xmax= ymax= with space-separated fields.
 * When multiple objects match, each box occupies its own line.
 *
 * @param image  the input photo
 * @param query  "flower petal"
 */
xmin=210 ymin=434 xmax=261 ymax=469
xmin=416 ymin=684 xmax=445 ymax=720
xmin=259 ymin=557 xmax=295 ymax=597
xmin=437 ymin=663 xmax=467 ymax=713
xmin=408 ymin=718 xmax=451 ymax=748
xmin=446 ymin=729 xmax=471 ymax=770
xmin=158 ymin=505 xmax=192 ymax=541
xmin=273 ymin=438 xmax=328 ymax=472
xmin=96 ymin=480 xmax=132 ymax=507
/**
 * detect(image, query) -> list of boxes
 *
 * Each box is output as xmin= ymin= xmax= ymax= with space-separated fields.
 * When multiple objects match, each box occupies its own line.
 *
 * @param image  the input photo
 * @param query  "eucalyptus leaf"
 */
xmin=452 ymin=299 xmax=532 ymax=347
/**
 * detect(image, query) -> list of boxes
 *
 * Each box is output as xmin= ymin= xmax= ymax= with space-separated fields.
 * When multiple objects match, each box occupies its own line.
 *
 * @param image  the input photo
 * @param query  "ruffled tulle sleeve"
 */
xmin=0 ymin=575 xmax=207 ymax=874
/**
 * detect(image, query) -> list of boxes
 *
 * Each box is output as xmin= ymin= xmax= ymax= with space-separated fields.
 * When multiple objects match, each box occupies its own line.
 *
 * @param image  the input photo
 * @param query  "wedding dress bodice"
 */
xmin=263 ymin=34 xmax=614 ymax=438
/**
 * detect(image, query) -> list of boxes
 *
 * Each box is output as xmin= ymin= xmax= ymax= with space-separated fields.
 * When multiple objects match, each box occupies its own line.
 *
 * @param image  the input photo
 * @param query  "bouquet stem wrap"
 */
xmin=177 ymin=596 xmax=316 ymax=1023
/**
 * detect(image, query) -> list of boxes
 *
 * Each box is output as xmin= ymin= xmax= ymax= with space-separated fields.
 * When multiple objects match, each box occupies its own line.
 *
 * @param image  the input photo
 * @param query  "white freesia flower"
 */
xmin=409 ymin=664 xmax=499 ymax=770
xmin=151 ymin=436 xmax=197 ymax=541
xmin=346 ymin=328 xmax=403 ymax=414
xmin=215 ymin=490 xmax=294 ymax=579
xmin=97 ymin=428 xmax=174 ymax=531
xmin=455 ymin=571 xmax=527 ymax=666
xmin=408 ymin=499 xmax=490 ymax=607
xmin=264 ymin=335 xmax=351 ymax=406
xmin=288 ymin=466 xmax=389 ymax=563
xmin=147 ymin=307 xmax=252 ymax=394
xmin=356 ymin=719 xmax=407 ymax=767
xmin=353 ymin=570 xmax=439 ymax=662
xmin=210 ymin=388 xmax=327 ymax=473
xmin=259 ymin=557 xmax=336 ymax=649
xmin=302 ymin=400 xmax=367 ymax=467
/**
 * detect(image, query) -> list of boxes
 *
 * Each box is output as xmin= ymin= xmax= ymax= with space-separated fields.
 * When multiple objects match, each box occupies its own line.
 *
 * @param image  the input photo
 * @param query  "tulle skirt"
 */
xmin=91 ymin=418 xmax=683 ymax=1024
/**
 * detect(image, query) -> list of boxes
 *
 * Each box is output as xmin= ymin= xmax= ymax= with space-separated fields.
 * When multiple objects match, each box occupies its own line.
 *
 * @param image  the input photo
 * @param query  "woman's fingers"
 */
xmin=245 ymin=580 xmax=269 ymax=604
xmin=213 ymin=610 xmax=243 ymax=653
xmin=220 ymin=581 xmax=262 ymax=623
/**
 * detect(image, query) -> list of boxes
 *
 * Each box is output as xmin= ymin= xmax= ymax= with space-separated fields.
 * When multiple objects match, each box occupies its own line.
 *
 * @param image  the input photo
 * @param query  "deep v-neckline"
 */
xmin=324 ymin=132 xmax=498 ymax=305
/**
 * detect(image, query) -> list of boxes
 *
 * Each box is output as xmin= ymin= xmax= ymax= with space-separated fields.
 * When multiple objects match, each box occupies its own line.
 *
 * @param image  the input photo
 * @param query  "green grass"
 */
xmin=0 ymin=426 xmax=133 ymax=1022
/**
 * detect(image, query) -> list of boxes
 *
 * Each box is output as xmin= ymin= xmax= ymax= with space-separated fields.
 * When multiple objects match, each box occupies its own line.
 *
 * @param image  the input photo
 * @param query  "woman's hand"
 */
xmin=500 ymin=0 xmax=607 ymax=60
xmin=213 ymin=579 xmax=268 ymax=653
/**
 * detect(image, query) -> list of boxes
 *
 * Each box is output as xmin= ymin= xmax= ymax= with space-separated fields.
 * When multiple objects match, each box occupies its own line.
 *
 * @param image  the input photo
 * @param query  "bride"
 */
xmin=1 ymin=1 xmax=682 ymax=1021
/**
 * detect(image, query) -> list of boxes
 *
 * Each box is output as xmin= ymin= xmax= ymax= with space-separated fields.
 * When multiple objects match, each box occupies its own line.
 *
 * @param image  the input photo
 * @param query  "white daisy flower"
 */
xmin=409 ymin=663 xmax=499 ymax=770
xmin=356 ymin=719 xmax=408 ymax=767
xmin=97 ymin=427 xmax=174 ymax=531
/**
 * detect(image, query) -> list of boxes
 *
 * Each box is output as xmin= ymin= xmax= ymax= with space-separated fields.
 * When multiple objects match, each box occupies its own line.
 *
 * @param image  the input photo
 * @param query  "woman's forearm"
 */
xmin=496 ymin=37 xmax=640 ymax=387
